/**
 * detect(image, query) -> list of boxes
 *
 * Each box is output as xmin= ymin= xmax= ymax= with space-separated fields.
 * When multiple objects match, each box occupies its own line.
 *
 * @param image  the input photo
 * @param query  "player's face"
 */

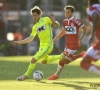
xmin=65 ymin=9 xmax=73 ymax=19
xmin=31 ymin=12 xmax=41 ymax=22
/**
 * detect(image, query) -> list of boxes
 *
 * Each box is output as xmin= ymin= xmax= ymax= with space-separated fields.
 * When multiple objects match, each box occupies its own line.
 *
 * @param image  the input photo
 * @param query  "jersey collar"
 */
xmin=37 ymin=17 xmax=41 ymax=23
xmin=66 ymin=16 xmax=74 ymax=21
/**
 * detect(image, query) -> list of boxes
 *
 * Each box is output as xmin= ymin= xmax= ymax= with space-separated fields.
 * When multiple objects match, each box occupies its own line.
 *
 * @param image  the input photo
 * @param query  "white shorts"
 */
xmin=64 ymin=48 xmax=77 ymax=55
xmin=85 ymin=46 xmax=100 ymax=60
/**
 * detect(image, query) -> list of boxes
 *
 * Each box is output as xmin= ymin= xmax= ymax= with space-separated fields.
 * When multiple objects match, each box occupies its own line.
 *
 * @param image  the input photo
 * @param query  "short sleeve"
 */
xmin=75 ymin=19 xmax=84 ymax=28
xmin=30 ymin=26 xmax=37 ymax=37
xmin=46 ymin=17 xmax=52 ymax=24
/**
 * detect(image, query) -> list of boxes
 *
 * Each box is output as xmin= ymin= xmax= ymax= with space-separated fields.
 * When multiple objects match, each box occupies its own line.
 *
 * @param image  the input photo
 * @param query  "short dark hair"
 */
xmin=89 ymin=0 xmax=99 ymax=5
xmin=30 ymin=6 xmax=42 ymax=15
xmin=64 ymin=5 xmax=75 ymax=12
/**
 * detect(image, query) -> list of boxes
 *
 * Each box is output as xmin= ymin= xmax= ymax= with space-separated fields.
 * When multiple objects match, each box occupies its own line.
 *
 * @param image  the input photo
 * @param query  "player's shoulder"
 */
xmin=87 ymin=5 xmax=99 ymax=12
xmin=63 ymin=19 xmax=67 ymax=23
xmin=32 ymin=23 xmax=37 ymax=29
xmin=87 ymin=5 xmax=100 ymax=16
xmin=86 ymin=7 xmax=93 ymax=15
xmin=89 ymin=5 xmax=100 ymax=11
xmin=63 ymin=19 xmax=66 ymax=21
xmin=41 ymin=16 xmax=50 ymax=20
xmin=69 ymin=17 xmax=81 ymax=24
xmin=73 ymin=17 xmax=81 ymax=21
xmin=72 ymin=17 xmax=83 ymax=26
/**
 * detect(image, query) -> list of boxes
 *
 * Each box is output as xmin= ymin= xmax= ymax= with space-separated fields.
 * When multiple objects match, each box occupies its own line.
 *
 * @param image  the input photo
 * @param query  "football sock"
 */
xmin=54 ymin=60 xmax=66 ymax=76
xmin=80 ymin=55 xmax=96 ymax=70
xmin=47 ymin=54 xmax=63 ymax=63
xmin=25 ymin=63 xmax=36 ymax=77
xmin=89 ymin=65 xmax=100 ymax=75
xmin=55 ymin=58 xmax=74 ymax=76
xmin=55 ymin=65 xmax=63 ymax=76
xmin=81 ymin=59 xmax=100 ymax=75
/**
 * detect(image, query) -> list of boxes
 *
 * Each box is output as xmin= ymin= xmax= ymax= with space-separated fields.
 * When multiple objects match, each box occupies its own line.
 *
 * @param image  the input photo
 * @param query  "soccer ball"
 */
xmin=33 ymin=70 xmax=44 ymax=81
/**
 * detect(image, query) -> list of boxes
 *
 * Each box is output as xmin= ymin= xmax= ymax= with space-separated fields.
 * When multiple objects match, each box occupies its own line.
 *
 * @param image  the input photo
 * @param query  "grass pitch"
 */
xmin=0 ymin=56 xmax=100 ymax=90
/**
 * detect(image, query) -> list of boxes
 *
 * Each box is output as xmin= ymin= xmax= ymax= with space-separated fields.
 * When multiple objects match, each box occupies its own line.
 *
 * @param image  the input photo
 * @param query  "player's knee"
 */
xmin=41 ymin=60 xmax=47 ymax=64
xmin=80 ymin=58 xmax=91 ymax=70
xmin=31 ymin=57 xmax=37 ymax=63
xmin=80 ymin=58 xmax=88 ymax=67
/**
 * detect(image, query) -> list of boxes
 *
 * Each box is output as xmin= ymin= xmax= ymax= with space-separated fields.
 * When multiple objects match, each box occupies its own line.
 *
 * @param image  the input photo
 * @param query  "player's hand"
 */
xmin=53 ymin=39 xmax=56 ymax=43
xmin=53 ymin=38 xmax=57 ymax=43
xmin=12 ymin=41 xmax=19 ymax=45
xmin=50 ymin=14 xmax=55 ymax=22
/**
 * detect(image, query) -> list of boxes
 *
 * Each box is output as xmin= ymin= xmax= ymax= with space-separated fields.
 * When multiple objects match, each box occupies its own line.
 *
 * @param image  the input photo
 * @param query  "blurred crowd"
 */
xmin=0 ymin=0 xmax=92 ymax=56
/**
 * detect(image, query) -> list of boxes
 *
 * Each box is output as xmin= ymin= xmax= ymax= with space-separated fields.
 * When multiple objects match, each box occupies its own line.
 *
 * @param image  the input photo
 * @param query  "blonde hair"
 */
xmin=64 ymin=5 xmax=75 ymax=12
xmin=30 ymin=6 xmax=42 ymax=15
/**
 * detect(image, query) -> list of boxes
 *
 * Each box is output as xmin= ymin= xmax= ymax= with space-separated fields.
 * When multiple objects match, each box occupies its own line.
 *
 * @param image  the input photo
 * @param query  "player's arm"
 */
xmin=12 ymin=26 xmax=37 ymax=45
xmin=53 ymin=28 xmax=66 ymax=42
xmin=89 ymin=12 xmax=99 ymax=44
xmin=50 ymin=14 xmax=60 ymax=27
xmin=52 ymin=21 xmax=60 ymax=27
xmin=12 ymin=36 xmax=34 ymax=45
xmin=79 ymin=25 xmax=87 ymax=44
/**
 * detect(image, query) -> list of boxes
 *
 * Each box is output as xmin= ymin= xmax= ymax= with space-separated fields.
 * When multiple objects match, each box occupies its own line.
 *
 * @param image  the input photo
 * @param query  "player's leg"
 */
xmin=64 ymin=47 xmax=85 ymax=61
xmin=52 ymin=51 xmax=85 ymax=79
xmin=47 ymin=57 xmax=70 ymax=80
xmin=46 ymin=53 xmax=65 ymax=63
xmin=41 ymin=45 xmax=65 ymax=64
xmin=46 ymin=47 xmax=83 ymax=64
xmin=47 ymin=59 xmax=64 ymax=80
xmin=80 ymin=46 xmax=100 ymax=75
xmin=47 ymin=50 xmax=85 ymax=80
xmin=54 ymin=52 xmax=85 ymax=78
xmin=47 ymin=48 xmax=74 ymax=80
xmin=70 ymin=51 xmax=85 ymax=60
xmin=17 ymin=45 xmax=52 ymax=81
xmin=41 ymin=54 xmax=65 ymax=64
xmin=46 ymin=48 xmax=77 ymax=64
xmin=17 ymin=57 xmax=37 ymax=81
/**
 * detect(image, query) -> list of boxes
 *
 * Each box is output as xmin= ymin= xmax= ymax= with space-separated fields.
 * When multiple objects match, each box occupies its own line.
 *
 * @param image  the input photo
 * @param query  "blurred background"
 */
xmin=0 ymin=0 xmax=91 ymax=56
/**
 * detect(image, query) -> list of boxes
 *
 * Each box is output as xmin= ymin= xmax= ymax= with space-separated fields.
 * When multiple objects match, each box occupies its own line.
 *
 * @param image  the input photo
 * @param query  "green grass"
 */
xmin=0 ymin=56 xmax=100 ymax=90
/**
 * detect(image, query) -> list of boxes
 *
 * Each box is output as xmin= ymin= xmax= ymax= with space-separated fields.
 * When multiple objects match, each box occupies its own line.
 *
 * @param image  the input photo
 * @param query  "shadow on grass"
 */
xmin=53 ymin=82 xmax=90 ymax=90
xmin=52 ymin=81 xmax=92 ymax=90
xmin=27 ymin=80 xmax=97 ymax=90
xmin=0 ymin=59 xmax=100 ymax=80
